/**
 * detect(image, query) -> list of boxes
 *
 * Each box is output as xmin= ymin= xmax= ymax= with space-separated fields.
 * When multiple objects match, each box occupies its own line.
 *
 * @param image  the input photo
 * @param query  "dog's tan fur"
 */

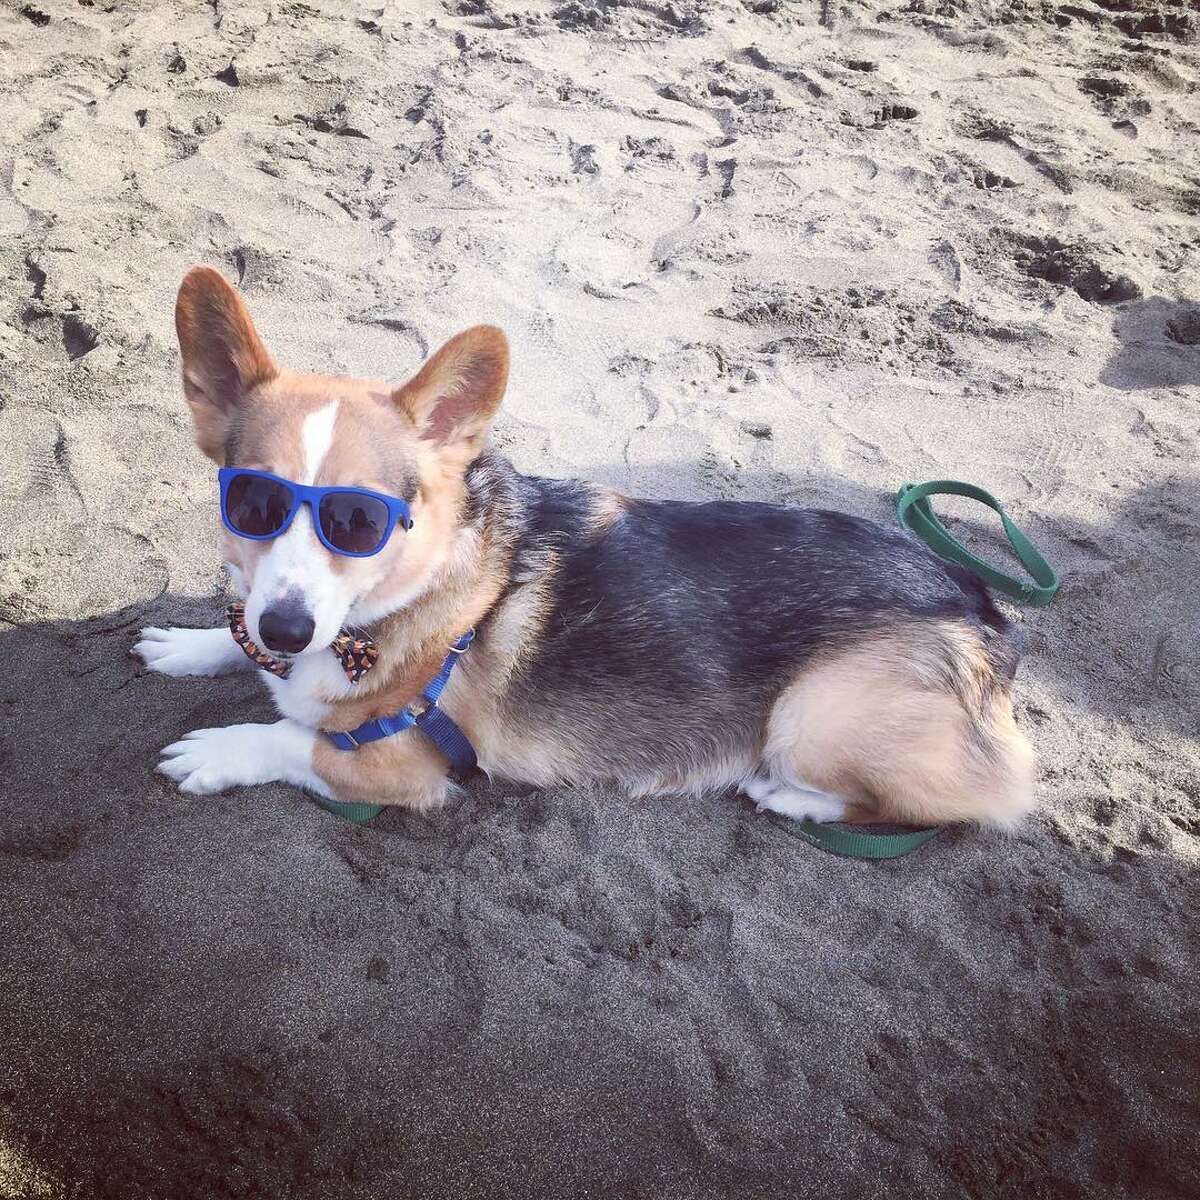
xmin=765 ymin=627 xmax=1034 ymax=827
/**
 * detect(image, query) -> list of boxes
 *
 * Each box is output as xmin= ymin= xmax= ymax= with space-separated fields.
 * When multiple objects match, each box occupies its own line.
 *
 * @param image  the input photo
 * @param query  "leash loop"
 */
xmin=791 ymin=822 xmax=942 ymax=860
xmin=896 ymin=480 xmax=1060 ymax=607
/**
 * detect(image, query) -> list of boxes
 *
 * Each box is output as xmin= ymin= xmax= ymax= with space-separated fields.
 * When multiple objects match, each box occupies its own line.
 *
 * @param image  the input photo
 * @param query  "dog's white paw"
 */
xmin=134 ymin=626 xmax=250 ymax=677
xmin=158 ymin=725 xmax=273 ymax=794
xmin=742 ymin=775 xmax=777 ymax=804
xmin=742 ymin=776 xmax=846 ymax=823
xmin=157 ymin=720 xmax=330 ymax=798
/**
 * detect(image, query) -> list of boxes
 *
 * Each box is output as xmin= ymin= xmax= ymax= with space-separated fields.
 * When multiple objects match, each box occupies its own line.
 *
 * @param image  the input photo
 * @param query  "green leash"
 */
xmin=317 ymin=798 xmax=384 ymax=824
xmin=895 ymin=480 xmax=1060 ymax=606
xmin=318 ymin=480 xmax=1059 ymax=860
xmin=795 ymin=479 xmax=1059 ymax=859
xmin=791 ymin=821 xmax=942 ymax=860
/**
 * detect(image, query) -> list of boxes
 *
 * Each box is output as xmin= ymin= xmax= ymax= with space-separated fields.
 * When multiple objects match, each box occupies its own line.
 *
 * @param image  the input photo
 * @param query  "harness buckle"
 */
xmin=447 ymin=629 xmax=476 ymax=655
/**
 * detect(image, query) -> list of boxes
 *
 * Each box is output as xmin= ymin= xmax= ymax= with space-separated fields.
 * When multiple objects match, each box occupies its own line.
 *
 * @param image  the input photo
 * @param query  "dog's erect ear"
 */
xmin=392 ymin=326 xmax=509 ymax=468
xmin=175 ymin=266 xmax=277 ymax=462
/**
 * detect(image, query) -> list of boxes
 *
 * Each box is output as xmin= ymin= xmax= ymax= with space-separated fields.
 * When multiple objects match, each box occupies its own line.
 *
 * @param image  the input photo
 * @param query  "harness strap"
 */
xmin=413 ymin=706 xmax=477 ymax=777
xmin=324 ymin=629 xmax=477 ymax=777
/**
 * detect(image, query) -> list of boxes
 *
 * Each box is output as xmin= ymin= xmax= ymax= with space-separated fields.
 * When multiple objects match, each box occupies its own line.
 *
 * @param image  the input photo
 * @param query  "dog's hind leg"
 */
xmin=741 ymin=773 xmax=848 ymax=823
xmin=764 ymin=622 xmax=1035 ymax=829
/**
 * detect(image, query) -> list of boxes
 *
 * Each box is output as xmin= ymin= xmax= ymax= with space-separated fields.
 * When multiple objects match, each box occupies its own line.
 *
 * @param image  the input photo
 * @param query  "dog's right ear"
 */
xmin=175 ymin=267 xmax=277 ymax=462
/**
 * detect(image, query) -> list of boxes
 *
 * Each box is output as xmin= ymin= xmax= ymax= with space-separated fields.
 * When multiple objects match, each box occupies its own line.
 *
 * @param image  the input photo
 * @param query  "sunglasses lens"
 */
xmin=319 ymin=492 xmax=391 ymax=555
xmin=225 ymin=474 xmax=293 ymax=537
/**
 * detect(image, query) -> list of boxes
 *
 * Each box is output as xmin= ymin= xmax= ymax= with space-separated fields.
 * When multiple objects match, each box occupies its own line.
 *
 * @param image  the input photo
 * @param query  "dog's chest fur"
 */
xmin=263 ymin=652 xmax=355 ymax=726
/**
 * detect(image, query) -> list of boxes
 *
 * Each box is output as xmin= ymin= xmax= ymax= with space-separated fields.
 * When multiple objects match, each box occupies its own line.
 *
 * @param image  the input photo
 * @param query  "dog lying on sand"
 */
xmin=136 ymin=267 xmax=1034 ymax=827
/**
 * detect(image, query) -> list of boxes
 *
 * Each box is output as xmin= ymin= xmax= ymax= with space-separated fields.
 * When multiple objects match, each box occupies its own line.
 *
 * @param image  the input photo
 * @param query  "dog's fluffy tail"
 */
xmin=765 ymin=616 xmax=1036 ymax=829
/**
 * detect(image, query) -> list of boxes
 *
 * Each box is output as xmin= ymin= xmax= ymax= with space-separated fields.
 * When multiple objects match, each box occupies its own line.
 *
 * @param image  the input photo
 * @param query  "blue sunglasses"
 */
xmin=218 ymin=467 xmax=414 ymax=558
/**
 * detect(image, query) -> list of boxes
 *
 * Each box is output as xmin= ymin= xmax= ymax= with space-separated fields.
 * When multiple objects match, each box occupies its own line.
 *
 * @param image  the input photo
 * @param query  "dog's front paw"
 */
xmin=158 ymin=724 xmax=275 ymax=794
xmin=134 ymin=626 xmax=250 ymax=677
xmin=156 ymin=720 xmax=329 ymax=799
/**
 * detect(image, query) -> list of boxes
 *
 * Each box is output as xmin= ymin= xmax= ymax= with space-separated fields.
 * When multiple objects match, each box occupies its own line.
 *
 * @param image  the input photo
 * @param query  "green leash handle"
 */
xmin=895 ymin=480 xmax=1060 ymax=607
xmin=318 ymin=798 xmax=384 ymax=823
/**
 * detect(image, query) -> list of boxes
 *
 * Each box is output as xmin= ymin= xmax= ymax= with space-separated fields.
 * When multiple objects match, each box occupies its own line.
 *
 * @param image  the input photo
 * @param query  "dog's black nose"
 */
xmin=259 ymin=599 xmax=315 ymax=655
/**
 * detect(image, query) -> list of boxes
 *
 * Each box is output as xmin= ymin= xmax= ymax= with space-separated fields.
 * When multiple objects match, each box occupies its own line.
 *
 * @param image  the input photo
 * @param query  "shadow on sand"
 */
xmin=1 ymin=468 xmax=1198 ymax=1198
xmin=1100 ymin=295 xmax=1200 ymax=391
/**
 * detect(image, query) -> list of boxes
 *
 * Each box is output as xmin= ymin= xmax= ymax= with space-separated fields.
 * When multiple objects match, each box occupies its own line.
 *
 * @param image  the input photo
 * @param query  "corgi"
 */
xmin=135 ymin=266 xmax=1035 ymax=828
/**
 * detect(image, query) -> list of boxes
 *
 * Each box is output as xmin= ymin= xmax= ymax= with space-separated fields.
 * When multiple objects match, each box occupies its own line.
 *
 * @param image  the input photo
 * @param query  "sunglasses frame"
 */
xmin=217 ymin=467 xmax=414 ymax=558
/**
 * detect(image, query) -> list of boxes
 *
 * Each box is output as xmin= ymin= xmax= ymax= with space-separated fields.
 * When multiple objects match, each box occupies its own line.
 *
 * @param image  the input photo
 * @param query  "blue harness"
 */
xmin=325 ymin=630 xmax=478 ymax=780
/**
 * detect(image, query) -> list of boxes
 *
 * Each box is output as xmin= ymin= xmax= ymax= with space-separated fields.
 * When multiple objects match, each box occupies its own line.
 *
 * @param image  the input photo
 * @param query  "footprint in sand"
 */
xmin=971 ymin=166 xmax=1017 ymax=190
xmin=25 ymin=258 xmax=46 ymax=299
xmin=60 ymin=313 xmax=99 ymax=361
xmin=19 ymin=304 xmax=100 ymax=363
xmin=1015 ymin=235 xmax=1142 ymax=305
xmin=0 ymin=411 xmax=86 ymax=518
xmin=928 ymin=239 xmax=963 ymax=291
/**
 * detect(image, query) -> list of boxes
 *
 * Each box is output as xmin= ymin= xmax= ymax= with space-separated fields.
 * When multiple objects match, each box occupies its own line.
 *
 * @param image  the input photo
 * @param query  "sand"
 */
xmin=1 ymin=0 xmax=1199 ymax=1196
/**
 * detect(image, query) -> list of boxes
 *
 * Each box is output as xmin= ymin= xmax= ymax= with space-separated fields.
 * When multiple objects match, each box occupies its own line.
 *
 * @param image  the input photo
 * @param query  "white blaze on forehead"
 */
xmin=244 ymin=399 xmax=357 ymax=656
xmin=301 ymin=400 xmax=339 ymax=483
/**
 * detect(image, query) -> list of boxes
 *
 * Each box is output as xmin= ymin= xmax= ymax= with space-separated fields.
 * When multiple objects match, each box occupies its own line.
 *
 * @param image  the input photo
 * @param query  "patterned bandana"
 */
xmin=225 ymin=602 xmax=380 ymax=684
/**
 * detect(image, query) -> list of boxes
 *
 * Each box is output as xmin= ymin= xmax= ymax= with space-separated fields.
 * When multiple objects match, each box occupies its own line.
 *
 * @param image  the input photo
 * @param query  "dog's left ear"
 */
xmin=392 ymin=325 xmax=509 ymax=469
xmin=175 ymin=266 xmax=277 ymax=462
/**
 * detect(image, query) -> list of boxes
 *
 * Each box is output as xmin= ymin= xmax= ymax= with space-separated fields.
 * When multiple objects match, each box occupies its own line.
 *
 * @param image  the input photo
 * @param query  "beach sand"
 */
xmin=1 ymin=0 xmax=1199 ymax=1196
